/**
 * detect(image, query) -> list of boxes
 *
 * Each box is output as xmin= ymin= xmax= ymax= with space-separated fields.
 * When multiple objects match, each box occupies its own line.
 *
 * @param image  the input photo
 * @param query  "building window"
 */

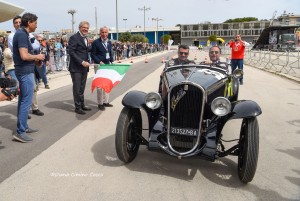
xmin=254 ymin=30 xmax=259 ymax=35
xmin=233 ymin=23 xmax=239 ymax=29
xmin=254 ymin=23 xmax=260 ymax=28
xmin=223 ymin=24 xmax=229 ymax=30
xmin=203 ymin=24 xmax=209 ymax=30
xmin=243 ymin=23 xmax=250 ymax=29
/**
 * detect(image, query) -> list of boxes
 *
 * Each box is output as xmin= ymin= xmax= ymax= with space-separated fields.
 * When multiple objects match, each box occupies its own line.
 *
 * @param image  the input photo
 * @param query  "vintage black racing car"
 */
xmin=115 ymin=64 xmax=262 ymax=183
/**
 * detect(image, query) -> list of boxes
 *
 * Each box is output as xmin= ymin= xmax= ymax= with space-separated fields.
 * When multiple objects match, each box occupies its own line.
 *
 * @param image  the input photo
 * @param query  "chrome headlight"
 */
xmin=145 ymin=92 xmax=162 ymax=109
xmin=211 ymin=97 xmax=231 ymax=116
xmin=233 ymin=69 xmax=243 ymax=79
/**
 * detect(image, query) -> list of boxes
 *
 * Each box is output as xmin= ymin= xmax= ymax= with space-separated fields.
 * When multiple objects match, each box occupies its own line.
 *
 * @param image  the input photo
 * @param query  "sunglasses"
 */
xmin=179 ymin=52 xmax=189 ymax=55
xmin=38 ymin=40 xmax=43 ymax=42
xmin=209 ymin=51 xmax=219 ymax=54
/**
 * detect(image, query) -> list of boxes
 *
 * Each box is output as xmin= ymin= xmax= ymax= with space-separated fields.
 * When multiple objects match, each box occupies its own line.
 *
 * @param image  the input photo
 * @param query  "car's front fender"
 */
xmin=228 ymin=100 xmax=262 ymax=120
xmin=122 ymin=90 xmax=147 ymax=109
xmin=122 ymin=90 xmax=160 ymax=131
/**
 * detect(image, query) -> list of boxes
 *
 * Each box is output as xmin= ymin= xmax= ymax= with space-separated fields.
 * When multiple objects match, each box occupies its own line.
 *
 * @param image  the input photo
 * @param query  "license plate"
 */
xmin=170 ymin=127 xmax=198 ymax=136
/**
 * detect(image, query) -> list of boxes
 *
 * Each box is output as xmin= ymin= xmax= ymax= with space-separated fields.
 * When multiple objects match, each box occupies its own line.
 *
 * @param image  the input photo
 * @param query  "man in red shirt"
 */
xmin=228 ymin=34 xmax=246 ymax=84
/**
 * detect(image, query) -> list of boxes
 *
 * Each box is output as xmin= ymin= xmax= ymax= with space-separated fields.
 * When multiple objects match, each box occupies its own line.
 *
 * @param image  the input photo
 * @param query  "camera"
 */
xmin=42 ymin=46 xmax=47 ymax=53
xmin=0 ymin=77 xmax=19 ymax=97
xmin=0 ymin=77 xmax=17 ymax=88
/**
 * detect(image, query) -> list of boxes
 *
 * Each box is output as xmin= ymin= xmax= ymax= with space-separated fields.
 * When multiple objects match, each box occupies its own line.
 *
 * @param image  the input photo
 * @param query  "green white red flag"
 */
xmin=91 ymin=64 xmax=131 ymax=93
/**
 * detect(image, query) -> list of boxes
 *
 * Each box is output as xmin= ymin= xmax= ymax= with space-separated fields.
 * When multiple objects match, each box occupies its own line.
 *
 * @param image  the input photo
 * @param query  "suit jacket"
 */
xmin=91 ymin=38 xmax=114 ymax=64
xmin=68 ymin=32 xmax=90 ymax=73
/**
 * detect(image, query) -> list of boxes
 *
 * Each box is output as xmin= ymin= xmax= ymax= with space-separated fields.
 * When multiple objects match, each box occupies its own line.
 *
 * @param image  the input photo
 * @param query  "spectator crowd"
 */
xmin=0 ymin=34 xmax=166 ymax=79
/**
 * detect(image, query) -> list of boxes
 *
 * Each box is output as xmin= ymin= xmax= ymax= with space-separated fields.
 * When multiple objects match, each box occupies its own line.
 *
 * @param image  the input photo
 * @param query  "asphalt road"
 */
xmin=0 ymin=52 xmax=168 ymax=183
xmin=0 ymin=51 xmax=299 ymax=201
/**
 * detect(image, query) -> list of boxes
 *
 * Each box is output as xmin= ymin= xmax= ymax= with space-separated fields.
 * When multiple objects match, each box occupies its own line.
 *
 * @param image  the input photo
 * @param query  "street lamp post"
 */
xmin=138 ymin=6 xmax=150 ymax=38
xmin=116 ymin=0 xmax=119 ymax=40
xmin=95 ymin=7 xmax=98 ymax=35
xmin=68 ymin=9 xmax=76 ymax=33
xmin=152 ymin=17 xmax=163 ymax=44
xmin=123 ymin=18 xmax=127 ymax=31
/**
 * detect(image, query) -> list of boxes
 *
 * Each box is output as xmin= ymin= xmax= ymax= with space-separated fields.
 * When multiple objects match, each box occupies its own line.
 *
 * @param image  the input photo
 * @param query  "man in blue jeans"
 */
xmin=13 ymin=13 xmax=45 ymax=143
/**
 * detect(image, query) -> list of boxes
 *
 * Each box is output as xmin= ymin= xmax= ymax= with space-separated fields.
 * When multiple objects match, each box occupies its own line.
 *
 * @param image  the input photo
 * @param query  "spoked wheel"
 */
xmin=238 ymin=117 xmax=259 ymax=183
xmin=115 ymin=107 xmax=142 ymax=163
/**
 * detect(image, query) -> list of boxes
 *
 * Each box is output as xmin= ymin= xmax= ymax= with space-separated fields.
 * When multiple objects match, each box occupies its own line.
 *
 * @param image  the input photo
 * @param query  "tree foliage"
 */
xmin=118 ymin=32 xmax=148 ymax=43
xmin=224 ymin=17 xmax=258 ymax=23
xmin=130 ymin=34 xmax=148 ymax=43
xmin=118 ymin=32 xmax=132 ymax=42
xmin=161 ymin=35 xmax=172 ymax=44
xmin=208 ymin=34 xmax=217 ymax=42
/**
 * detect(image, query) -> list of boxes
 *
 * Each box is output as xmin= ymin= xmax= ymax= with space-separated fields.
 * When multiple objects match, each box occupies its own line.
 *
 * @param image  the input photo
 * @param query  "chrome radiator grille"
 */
xmin=168 ymin=83 xmax=204 ymax=152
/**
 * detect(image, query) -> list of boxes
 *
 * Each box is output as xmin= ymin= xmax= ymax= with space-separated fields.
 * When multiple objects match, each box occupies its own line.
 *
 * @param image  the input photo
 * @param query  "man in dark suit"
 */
xmin=68 ymin=21 xmax=91 ymax=114
xmin=91 ymin=26 xmax=114 ymax=111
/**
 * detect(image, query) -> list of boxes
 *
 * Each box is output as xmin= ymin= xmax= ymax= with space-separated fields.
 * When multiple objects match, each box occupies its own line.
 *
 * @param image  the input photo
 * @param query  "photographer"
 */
xmin=228 ymin=34 xmax=248 ymax=85
xmin=35 ymin=35 xmax=50 ymax=89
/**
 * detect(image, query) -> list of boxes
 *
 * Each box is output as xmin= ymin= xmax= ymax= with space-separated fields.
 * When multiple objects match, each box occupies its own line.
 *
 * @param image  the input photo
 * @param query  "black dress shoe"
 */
xmin=103 ymin=103 xmax=113 ymax=107
xmin=98 ymin=104 xmax=105 ymax=111
xmin=32 ymin=109 xmax=44 ymax=116
xmin=82 ymin=106 xmax=91 ymax=111
xmin=75 ymin=108 xmax=86 ymax=115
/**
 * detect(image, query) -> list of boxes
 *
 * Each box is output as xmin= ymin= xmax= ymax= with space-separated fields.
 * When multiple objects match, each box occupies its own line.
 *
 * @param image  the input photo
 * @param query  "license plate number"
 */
xmin=170 ymin=127 xmax=198 ymax=136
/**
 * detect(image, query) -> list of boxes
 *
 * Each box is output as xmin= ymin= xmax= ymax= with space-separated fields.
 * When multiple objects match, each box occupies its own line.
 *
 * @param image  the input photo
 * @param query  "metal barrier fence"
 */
xmin=112 ymin=46 xmax=165 ymax=61
xmin=47 ymin=53 xmax=69 ymax=72
xmin=221 ymin=47 xmax=300 ymax=79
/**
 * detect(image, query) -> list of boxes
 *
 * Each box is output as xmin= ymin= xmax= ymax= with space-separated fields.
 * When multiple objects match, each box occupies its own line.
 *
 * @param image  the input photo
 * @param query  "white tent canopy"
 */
xmin=0 ymin=0 xmax=24 ymax=23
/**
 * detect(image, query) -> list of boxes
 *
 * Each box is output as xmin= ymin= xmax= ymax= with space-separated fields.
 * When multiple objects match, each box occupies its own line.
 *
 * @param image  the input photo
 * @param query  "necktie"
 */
xmin=83 ymin=36 xmax=87 ymax=46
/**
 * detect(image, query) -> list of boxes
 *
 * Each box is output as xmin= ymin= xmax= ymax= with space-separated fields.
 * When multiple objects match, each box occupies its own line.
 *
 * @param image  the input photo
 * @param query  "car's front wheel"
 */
xmin=115 ymin=107 xmax=142 ymax=163
xmin=238 ymin=117 xmax=259 ymax=183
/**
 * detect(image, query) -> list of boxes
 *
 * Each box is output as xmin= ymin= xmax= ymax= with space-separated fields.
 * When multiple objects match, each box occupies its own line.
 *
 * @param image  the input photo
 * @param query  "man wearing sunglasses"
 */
xmin=200 ymin=45 xmax=228 ymax=71
xmin=165 ymin=44 xmax=195 ymax=67
xmin=159 ymin=44 xmax=195 ymax=95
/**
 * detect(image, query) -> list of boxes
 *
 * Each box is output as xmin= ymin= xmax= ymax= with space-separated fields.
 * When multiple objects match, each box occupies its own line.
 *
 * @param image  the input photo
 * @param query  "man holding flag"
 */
xmin=91 ymin=26 xmax=114 ymax=111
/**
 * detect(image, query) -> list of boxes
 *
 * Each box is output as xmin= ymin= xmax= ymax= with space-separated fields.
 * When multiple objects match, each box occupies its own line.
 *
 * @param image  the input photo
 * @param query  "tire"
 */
xmin=238 ymin=117 xmax=259 ymax=183
xmin=115 ymin=107 xmax=142 ymax=163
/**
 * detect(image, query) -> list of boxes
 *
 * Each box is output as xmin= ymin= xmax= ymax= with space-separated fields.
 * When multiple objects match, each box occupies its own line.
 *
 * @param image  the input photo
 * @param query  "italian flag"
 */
xmin=91 ymin=64 xmax=131 ymax=93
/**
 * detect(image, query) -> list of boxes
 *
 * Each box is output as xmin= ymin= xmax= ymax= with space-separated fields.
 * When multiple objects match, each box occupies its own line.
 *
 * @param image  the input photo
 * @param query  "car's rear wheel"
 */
xmin=238 ymin=117 xmax=259 ymax=183
xmin=115 ymin=107 xmax=142 ymax=163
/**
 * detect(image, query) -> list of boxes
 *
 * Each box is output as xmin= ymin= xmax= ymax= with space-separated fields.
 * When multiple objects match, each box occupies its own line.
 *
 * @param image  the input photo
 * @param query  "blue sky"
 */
xmin=0 ymin=0 xmax=299 ymax=32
